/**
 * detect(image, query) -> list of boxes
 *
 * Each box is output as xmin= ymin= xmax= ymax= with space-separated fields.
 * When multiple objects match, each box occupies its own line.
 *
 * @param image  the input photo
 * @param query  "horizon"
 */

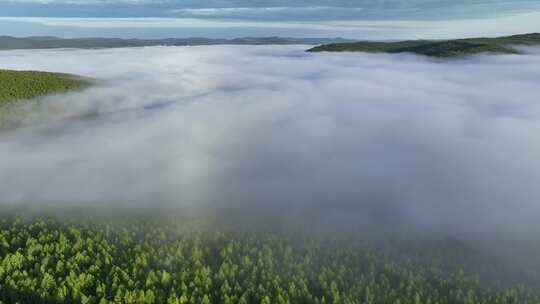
xmin=2 ymin=32 xmax=540 ymax=41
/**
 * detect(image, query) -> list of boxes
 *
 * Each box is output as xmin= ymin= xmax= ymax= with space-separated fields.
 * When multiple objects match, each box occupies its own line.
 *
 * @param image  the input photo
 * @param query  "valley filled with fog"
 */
xmin=1 ymin=45 xmax=540 ymax=240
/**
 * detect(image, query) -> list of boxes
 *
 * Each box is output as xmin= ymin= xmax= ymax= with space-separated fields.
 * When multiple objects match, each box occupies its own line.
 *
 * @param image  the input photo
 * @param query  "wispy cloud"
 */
xmin=1 ymin=11 xmax=540 ymax=39
xmin=4 ymin=0 xmax=155 ymax=3
xmin=167 ymin=6 xmax=366 ymax=20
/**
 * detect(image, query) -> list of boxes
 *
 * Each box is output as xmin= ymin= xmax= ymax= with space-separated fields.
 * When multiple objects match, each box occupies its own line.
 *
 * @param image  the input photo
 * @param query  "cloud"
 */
xmin=2 ymin=10 xmax=540 ymax=40
xmin=3 ymin=0 xmax=540 ymax=23
xmin=167 ymin=6 xmax=367 ymax=21
xmin=0 ymin=46 xmax=540 ymax=241
xmin=2 ymin=0 xmax=540 ymax=39
xmin=4 ymin=0 xmax=153 ymax=3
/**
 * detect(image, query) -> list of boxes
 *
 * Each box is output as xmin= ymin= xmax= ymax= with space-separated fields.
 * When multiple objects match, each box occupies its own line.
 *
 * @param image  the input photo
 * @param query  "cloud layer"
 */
xmin=3 ymin=11 xmax=540 ymax=40
xmin=0 ymin=46 xmax=540 ymax=239
xmin=2 ymin=0 xmax=540 ymax=39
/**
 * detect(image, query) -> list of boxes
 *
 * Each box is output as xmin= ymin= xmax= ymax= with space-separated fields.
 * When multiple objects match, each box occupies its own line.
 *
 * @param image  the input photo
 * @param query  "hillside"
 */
xmin=0 ymin=69 xmax=89 ymax=104
xmin=0 ymin=36 xmax=354 ymax=50
xmin=307 ymin=33 xmax=540 ymax=57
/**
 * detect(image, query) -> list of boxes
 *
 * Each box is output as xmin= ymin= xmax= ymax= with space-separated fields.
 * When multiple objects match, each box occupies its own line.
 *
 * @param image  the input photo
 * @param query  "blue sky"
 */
xmin=1 ymin=0 xmax=540 ymax=39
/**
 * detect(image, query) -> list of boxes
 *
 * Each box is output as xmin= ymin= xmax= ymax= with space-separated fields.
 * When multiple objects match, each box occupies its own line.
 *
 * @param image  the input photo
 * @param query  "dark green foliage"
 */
xmin=308 ymin=41 xmax=426 ymax=53
xmin=390 ymin=41 xmax=517 ymax=58
xmin=307 ymin=33 xmax=540 ymax=58
xmin=0 ymin=215 xmax=538 ymax=304
xmin=0 ymin=69 xmax=89 ymax=104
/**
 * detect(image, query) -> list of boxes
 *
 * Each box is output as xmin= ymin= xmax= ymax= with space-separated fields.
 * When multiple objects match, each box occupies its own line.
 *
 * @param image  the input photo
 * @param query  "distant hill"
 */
xmin=307 ymin=33 xmax=540 ymax=57
xmin=0 ymin=36 xmax=355 ymax=50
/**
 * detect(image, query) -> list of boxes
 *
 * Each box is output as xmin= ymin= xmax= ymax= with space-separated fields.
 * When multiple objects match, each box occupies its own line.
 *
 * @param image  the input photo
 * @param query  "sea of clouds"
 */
xmin=0 ymin=45 xmax=539 ymax=238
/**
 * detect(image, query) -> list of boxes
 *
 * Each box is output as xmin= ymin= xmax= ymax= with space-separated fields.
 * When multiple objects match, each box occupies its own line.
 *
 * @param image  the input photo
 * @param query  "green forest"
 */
xmin=0 ymin=214 xmax=538 ymax=304
xmin=307 ymin=33 xmax=540 ymax=58
xmin=0 ymin=69 xmax=89 ymax=105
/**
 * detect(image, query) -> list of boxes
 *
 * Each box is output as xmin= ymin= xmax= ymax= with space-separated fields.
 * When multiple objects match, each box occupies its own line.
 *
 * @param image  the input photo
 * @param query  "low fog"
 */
xmin=1 ymin=46 xmax=540 ymax=240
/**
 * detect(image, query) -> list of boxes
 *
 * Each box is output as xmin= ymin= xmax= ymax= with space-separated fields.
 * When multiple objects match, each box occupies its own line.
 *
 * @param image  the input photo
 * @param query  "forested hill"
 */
xmin=0 ymin=36 xmax=354 ymax=50
xmin=0 ymin=70 xmax=89 ymax=104
xmin=0 ymin=69 xmax=90 ymax=128
xmin=307 ymin=33 xmax=540 ymax=57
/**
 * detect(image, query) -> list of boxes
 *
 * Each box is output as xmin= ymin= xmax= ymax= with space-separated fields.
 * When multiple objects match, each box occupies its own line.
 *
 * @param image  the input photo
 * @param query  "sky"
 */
xmin=1 ymin=45 xmax=540 ymax=240
xmin=0 ymin=0 xmax=540 ymax=38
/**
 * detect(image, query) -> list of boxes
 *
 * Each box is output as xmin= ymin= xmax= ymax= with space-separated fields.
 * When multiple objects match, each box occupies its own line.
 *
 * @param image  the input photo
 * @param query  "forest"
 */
xmin=0 ymin=212 xmax=538 ymax=304
xmin=307 ymin=33 xmax=540 ymax=57
xmin=0 ymin=69 xmax=89 ymax=105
